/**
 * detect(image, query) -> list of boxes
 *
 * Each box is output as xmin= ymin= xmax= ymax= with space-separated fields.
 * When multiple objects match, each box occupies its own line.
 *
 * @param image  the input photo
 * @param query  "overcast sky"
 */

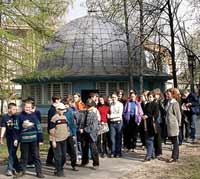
xmin=63 ymin=0 xmax=197 ymax=32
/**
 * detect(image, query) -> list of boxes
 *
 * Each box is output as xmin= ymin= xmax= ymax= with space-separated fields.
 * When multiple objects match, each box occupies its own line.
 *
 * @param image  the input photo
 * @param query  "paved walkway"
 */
xmin=0 ymin=149 xmax=145 ymax=179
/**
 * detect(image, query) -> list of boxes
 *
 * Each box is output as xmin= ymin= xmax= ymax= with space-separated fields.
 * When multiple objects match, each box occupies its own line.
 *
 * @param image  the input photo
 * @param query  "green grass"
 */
xmin=0 ymin=130 xmax=50 ymax=160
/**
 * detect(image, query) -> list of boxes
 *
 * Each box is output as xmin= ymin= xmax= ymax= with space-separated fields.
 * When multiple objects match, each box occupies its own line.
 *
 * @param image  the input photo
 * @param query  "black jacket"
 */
xmin=143 ymin=101 xmax=160 ymax=137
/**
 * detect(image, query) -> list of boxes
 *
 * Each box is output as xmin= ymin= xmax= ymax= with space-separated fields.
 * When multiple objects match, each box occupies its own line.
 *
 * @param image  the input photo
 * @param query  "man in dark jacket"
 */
xmin=46 ymin=96 xmax=61 ymax=166
xmin=182 ymin=90 xmax=199 ymax=143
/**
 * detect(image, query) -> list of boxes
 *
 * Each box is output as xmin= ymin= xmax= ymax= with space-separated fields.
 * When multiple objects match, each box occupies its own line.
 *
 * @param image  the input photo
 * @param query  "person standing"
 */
xmin=79 ymin=99 xmax=100 ymax=169
xmin=182 ymin=89 xmax=199 ymax=143
xmin=46 ymin=96 xmax=61 ymax=166
xmin=108 ymin=93 xmax=124 ymax=158
xmin=49 ymin=103 xmax=69 ymax=176
xmin=97 ymin=96 xmax=110 ymax=157
xmin=165 ymin=88 xmax=181 ymax=162
xmin=142 ymin=92 xmax=159 ymax=161
xmin=123 ymin=91 xmax=143 ymax=152
xmin=13 ymin=99 xmax=44 ymax=178
xmin=0 ymin=103 xmax=20 ymax=176
xmin=63 ymin=99 xmax=78 ymax=171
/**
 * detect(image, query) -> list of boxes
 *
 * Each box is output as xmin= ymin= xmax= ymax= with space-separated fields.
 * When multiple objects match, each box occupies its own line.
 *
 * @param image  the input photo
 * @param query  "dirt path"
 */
xmin=120 ymin=141 xmax=200 ymax=179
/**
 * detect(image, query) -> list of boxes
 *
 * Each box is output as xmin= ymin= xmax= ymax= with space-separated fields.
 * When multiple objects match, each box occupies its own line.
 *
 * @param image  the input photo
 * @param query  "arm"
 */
xmin=0 ymin=127 xmax=6 ymax=144
xmin=36 ymin=117 xmax=43 ymax=144
xmin=49 ymin=128 xmax=56 ymax=148
xmin=173 ymin=102 xmax=182 ymax=126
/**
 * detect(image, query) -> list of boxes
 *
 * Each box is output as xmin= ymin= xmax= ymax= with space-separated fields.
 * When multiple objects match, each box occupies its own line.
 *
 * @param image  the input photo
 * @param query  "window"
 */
xmin=96 ymin=81 xmax=129 ymax=96
xmin=23 ymin=83 xmax=72 ymax=105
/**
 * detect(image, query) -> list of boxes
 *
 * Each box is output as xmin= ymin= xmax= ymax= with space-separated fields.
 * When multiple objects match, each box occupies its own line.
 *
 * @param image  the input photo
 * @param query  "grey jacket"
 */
xmin=165 ymin=99 xmax=181 ymax=137
xmin=80 ymin=108 xmax=99 ymax=142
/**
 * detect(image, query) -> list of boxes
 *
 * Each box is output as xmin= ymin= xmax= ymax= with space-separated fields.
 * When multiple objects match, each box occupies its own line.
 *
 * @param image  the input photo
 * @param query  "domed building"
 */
xmin=14 ymin=15 xmax=170 ymax=111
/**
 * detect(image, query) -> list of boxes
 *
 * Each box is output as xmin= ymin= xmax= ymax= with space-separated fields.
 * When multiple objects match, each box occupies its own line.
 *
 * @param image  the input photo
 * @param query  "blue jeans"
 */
xmin=146 ymin=136 xmax=154 ymax=159
xmin=189 ymin=114 xmax=197 ymax=140
xmin=110 ymin=121 xmax=123 ymax=156
xmin=6 ymin=137 xmax=19 ymax=172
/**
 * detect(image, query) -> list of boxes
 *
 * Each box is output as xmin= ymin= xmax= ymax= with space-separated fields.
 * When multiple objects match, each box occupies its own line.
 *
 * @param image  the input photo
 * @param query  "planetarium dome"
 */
xmin=38 ymin=15 xmax=143 ymax=76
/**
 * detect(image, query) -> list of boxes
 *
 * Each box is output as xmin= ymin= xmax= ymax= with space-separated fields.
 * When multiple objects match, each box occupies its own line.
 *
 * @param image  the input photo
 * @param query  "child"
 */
xmin=63 ymin=98 xmax=78 ymax=171
xmin=49 ymin=103 xmax=69 ymax=176
xmin=0 ymin=103 xmax=19 ymax=176
xmin=79 ymin=99 xmax=100 ymax=169
xmin=13 ymin=99 xmax=44 ymax=178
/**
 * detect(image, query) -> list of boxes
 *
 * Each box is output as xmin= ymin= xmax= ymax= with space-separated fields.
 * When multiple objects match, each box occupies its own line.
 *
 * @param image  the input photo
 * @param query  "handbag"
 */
xmin=98 ymin=123 xmax=109 ymax=135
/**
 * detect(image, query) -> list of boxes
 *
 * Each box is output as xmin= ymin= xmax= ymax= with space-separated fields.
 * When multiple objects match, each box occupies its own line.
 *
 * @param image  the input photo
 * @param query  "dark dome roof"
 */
xmin=38 ymin=15 xmax=143 ymax=76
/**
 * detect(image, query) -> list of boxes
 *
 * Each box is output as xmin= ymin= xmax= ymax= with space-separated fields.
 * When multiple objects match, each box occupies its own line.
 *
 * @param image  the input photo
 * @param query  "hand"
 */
xmin=72 ymin=136 xmax=76 ymax=141
xmin=14 ymin=140 xmax=18 ymax=147
xmin=52 ymin=141 xmax=56 ymax=148
xmin=107 ymin=114 xmax=110 ymax=119
xmin=79 ymin=129 xmax=83 ymax=134
xmin=39 ymin=142 xmax=43 ymax=145
xmin=142 ymin=115 xmax=148 ymax=119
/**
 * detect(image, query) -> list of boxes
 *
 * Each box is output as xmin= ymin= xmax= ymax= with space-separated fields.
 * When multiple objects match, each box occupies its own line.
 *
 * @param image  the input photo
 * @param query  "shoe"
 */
xmin=27 ymin=164 xmax=35 ymax=168
xmin=6 ymin=170 xmax=13 ymax=176
xmin=144 ymin=157 xmax=151 ymax=162
xmin=72 ymin=167 xmax=79 ymax=171
xmin=110 ymin=154 xmax=114 ymax=158
xmin=167 ymin=158 xmax=177 ymax=163
xmin=36 ymin=173 xmax=45 ymax=178
xmin=54 ymin=170 xmax=65 ymax=177
xmin=131 ymin=149 xmax=135 ymax=152
xmin=93 ymin=166 xmax=99 ymax=170
xmin=115 ymin=154 xmax=122 ymax=158
xmin=101 ymin=154 xmax=105 ymax=158
xmin=13 ymin=171 xmax=24 ymax=178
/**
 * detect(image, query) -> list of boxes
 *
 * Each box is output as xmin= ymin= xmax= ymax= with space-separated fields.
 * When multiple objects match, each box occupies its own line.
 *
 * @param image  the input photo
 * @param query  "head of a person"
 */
xmin=73 ymin=92 xmax=81 ymax=103
xmin=182 ymin=89 xmax=190 ymax=99
xmin=23 ymin=99 xmax=33 ymax=114
xmin=112 ymin=93 xmax=118 ymax=103
xmin=117 ymin=89 xmax=124 ymax=99
xmin=8 ymin=103 xmax=17 ymax=115
xmin=99 ymin=96 xmax=107 ymax=105
xmin=63 ymin=97 xmax=74 ymax=108
xmin=85 ymin=99 xmax=96 ymax=109
xmin=89 ymin=92 xmax=99 ymax=103
xmin=129 ymin=91 xmax=137 ymax=101
xmin=56 ymin=103 xmax=66 ymax=115
xmin=52 ymin=96 xmax=61 ymax=104
xmin=107 ymin=96 xmax=112 ymax=105
xmin=147 ymin=91 xmax=155 ymax=102
xmin=153 ymin=88 xmax=162 ymax=100
xmin=166 ymin=88 xmax=179 ymax=100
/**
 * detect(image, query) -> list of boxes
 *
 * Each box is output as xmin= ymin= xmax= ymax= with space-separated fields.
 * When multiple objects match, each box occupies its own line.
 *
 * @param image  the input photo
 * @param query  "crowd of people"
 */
xmin=0 ymin=88 xmax=199 ymax=178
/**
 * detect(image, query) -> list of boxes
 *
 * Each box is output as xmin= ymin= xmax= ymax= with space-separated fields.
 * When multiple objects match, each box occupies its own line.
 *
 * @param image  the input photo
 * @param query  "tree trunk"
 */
xmin=167 ymin=0 xmax=178 ymax=88
xmin=139 ymin=0 xmax=144 ymax=94
xmin=123 ymin=0 xmax=134 ymax=90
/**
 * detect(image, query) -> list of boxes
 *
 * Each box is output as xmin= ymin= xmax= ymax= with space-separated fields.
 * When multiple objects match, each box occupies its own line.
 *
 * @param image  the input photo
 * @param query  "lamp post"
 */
xmin=188 ymin=54 xmax=196 ymax=93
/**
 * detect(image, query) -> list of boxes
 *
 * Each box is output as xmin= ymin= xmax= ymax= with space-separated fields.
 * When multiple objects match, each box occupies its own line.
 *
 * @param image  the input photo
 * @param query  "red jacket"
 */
xmin=97 ymin=104 xmax=110 ymax=123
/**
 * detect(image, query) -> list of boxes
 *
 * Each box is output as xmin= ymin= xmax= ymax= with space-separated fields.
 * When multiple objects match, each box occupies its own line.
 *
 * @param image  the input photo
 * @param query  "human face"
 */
xmin=99 ymin=97 xmax=105 ymax=105
xmin=118 ymin=93 xmax=123 ymax=99
xmin=155 ymin=94 xmax=160 ymax=100
xmin=130 ymin=93 xmax=136 ymax=101
xmin=148 ymin=95 xmax=154 ymax=102
xmin=73 ymin=95 xmax=80 ymax=103
xmin=8 ymin=106 xmax=17 ymax=115
xmin=57 ymin=109 xmax=65 ymax=115
xmin=24 ymin=103 xmax=32 ymax=114
xmin=112 ymin=94 xmax=118 ymax=103
xmin=167 ymin=91 xmax=172 ymax=100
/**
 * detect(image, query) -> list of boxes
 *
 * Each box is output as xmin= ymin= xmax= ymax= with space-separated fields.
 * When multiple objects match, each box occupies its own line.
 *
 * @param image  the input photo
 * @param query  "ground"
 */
xmin=0 ymin=140 xmax=200 ymax=179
